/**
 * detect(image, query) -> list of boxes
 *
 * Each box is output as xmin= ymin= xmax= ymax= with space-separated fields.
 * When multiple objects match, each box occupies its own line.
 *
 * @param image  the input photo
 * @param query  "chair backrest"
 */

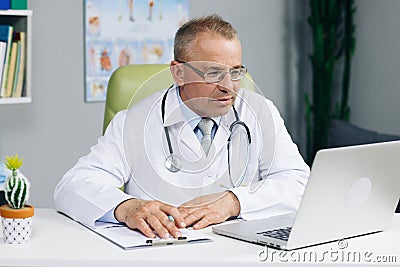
xmin=327 ymin=119 xmax=400 ymax=148
xmin=103 ymin=64 xmax=255 ymax=133
xmin=103 ymin=64 xmax=172 ymax=133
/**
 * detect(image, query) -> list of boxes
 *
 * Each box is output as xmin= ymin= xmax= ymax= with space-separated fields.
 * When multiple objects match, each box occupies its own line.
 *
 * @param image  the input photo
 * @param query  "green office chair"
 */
xmin=103 ymin=64 xmax=255 ymax=133
xmin=103 ymin=64 xmax=172 ymax=133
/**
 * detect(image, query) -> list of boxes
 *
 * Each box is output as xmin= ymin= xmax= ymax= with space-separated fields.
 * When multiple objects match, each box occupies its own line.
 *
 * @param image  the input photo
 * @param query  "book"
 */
xmin=11 ymin=0 xmax=27 ymax=9
xmin=5 ymin=41 xmax=17 ymax=97
xmin=11 ymin=39 xmax=21 ymax=97
xmin=0 ymin=0 xmax=11 ymax=10
xmin=0 ymin=41 xmax=7 ymax=89
xmin=0 ymin=25 xmax=13 ymax=98
xmin=11 ymin=31 xmax=25 ymax=97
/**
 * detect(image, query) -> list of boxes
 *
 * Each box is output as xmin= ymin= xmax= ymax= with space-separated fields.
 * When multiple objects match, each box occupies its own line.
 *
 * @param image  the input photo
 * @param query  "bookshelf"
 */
xmin=0 ymin=9 xmax=32 ymax=104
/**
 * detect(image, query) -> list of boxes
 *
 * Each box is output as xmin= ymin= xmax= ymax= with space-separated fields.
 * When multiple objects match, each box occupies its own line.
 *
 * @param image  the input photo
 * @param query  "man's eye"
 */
xmin=206 ymin=71 xmax=221 ymax=77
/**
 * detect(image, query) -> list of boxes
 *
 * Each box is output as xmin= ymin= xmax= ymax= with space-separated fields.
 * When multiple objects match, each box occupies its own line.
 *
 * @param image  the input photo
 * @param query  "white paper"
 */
xmin=86 ymin=224 xmax=212 ymax=249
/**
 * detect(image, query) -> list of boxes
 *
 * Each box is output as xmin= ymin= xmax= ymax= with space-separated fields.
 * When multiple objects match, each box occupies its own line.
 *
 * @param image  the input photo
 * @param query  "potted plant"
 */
xmin=305 ymin=0 xmax=356 ymax=163
xmin=0 ymin=154 xmax=34 ymax=244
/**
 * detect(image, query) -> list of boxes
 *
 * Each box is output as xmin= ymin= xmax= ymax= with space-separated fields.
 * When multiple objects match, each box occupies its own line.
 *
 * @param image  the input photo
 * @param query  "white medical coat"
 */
xmin=54 ymin=87 xmax=310 ymax=227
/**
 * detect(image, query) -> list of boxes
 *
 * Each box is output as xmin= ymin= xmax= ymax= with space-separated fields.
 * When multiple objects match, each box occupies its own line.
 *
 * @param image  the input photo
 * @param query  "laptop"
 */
xmin=212 ymin=141 xmax=400 ymax=250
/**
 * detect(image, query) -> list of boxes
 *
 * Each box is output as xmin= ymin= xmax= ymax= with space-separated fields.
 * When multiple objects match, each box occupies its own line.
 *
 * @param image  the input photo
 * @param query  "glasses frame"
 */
xmin=175 ymin=60 xmax=247 ymax=83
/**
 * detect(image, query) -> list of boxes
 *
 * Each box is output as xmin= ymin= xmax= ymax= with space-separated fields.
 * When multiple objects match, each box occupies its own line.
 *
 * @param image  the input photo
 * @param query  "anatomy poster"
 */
xmin=84 ymin=0 xmax=189 ymax=102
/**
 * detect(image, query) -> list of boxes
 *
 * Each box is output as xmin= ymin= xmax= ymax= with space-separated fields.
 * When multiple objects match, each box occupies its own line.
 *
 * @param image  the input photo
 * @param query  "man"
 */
xmin=54 ymin=15 xmax=309 ymax=239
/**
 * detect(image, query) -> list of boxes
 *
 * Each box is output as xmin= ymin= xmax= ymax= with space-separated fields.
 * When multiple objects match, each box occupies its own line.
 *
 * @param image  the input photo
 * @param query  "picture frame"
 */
xmin=83 ymin=0 xmax=189 ymax=102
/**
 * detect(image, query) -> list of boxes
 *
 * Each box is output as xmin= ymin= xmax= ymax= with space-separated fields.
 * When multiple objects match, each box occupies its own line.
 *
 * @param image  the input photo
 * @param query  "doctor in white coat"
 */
xmin=54 ymin=15 xmax=310 ymax=239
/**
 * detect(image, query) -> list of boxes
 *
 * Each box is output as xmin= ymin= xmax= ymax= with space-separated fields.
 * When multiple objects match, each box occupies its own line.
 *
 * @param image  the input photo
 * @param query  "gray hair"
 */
xmin=174 ymin=14 xmax=239 ymax=61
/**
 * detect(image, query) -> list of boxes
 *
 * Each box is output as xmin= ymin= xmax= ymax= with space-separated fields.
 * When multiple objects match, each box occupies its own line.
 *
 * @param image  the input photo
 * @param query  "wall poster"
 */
xmin=84 ymin=0 xmax=190 ymax=102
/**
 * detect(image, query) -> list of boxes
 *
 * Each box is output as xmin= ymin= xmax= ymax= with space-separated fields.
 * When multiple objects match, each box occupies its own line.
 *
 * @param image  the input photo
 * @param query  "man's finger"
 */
xmin=160 ymin=204 xmax=186 ymax=228
xmin=146 ymin=214 xmax=170 ymax=239
xmin=152 ymin=209 xmax=182 ymax=238
xmin=129 ymin=217 xmax=156 ymax=238
xmin=192 ymin=213 xmax=215 ymax=229
xmin=182 ymin=208 xmax=209 ymax=227
xmin=177 ymin=209 xmax=189 ymax=220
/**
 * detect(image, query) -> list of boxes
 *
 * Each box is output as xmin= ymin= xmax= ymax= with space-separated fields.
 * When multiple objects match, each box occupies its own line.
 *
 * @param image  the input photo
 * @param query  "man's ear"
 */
xmin=170 ymin=61 xmax=184 ymax=86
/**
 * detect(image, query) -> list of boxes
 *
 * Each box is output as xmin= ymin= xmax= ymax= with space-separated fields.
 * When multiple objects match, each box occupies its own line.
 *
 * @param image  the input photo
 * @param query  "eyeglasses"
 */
xmin=176 ymin=60 xmax=248 ymax=83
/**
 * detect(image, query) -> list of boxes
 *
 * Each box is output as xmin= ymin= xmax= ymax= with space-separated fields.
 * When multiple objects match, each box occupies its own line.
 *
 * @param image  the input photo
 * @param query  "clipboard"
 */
xmin=85 ymin=223 xmax=212 ymax=250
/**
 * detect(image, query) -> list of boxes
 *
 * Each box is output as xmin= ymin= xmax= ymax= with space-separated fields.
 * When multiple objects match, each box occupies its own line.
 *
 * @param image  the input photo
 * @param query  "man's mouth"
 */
xmin=214 ymin=96 xmax=233 ymax=106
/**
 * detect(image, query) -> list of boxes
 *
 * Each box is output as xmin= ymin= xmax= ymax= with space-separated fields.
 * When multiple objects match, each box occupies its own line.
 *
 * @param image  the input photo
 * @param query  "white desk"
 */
xmin=0 ymin=209 xmax=399 ymax=267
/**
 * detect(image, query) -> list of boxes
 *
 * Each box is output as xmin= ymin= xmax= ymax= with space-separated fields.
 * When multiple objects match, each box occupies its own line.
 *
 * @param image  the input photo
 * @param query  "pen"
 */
xmin=146 ymin=236 xmax=187 ymax=246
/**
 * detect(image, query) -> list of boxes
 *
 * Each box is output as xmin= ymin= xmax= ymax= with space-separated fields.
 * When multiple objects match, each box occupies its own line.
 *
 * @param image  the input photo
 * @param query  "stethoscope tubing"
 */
xmin=161 ymin=86 xmax=251 ymax=188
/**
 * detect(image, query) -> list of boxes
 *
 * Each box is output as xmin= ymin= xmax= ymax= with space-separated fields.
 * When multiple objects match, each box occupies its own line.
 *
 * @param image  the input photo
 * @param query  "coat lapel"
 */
xmin=212 ymin=107 xmax=237 ymax=157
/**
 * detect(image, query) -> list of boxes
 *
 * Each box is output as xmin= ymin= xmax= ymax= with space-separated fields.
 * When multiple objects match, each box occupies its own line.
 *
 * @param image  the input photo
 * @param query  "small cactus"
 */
xmin=4 ymin=154 xmax=30 ymax=209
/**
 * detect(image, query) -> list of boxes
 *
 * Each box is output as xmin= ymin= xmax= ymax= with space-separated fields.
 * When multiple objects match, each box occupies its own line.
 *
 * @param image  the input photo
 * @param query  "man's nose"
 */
xmin=217 ymin=72 xmax=234 ymax=92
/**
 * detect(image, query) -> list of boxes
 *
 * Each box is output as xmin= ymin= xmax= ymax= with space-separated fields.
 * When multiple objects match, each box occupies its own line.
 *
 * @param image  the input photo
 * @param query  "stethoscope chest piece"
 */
xmin=165 ymin=154 xmax=182 ymax=173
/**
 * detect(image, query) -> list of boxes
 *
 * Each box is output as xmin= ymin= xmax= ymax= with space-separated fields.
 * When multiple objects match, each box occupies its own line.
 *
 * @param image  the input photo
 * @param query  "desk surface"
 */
xmin=1 ymin=209 xmax=399 ymax=267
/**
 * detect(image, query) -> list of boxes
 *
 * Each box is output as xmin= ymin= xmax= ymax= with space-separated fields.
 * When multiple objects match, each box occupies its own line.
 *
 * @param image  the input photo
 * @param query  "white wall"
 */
xmin=0 ymin=0 xmax=299 ymax=208
xmin=350 ymin=0 xmax=400 ymax=135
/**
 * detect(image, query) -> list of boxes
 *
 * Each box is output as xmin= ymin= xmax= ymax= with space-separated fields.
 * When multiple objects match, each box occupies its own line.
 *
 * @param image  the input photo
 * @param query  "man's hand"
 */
xmin=114 ymin=199 xmax=186 ymax=238
xmin=178 ymin=191 xmax=240 ymax=230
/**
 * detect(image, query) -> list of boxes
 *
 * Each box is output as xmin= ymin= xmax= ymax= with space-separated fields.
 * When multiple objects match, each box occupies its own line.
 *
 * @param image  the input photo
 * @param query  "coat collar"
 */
xmin=163 ymin=86 xmax=187 ymax=127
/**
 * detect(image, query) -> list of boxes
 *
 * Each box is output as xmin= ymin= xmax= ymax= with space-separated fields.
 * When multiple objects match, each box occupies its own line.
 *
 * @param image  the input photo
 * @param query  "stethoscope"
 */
xmin=162 ymin=86 xmax=252 ymax=188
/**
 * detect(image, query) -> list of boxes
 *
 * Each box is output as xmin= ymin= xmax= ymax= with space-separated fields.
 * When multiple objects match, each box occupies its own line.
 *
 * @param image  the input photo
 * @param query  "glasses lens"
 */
xmin=204 ymin=71 xmax=224 ymax=83
xmin=202 ymin=66 xmax=248 ymax=83
xmin=231 ymin=67 xmax=247 ymax=81
xmin=230 ymin=69 xmax=241 ymax=80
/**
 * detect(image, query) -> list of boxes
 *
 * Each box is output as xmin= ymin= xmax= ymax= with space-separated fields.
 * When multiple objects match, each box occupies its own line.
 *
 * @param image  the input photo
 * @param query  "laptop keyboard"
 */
xmin=257 ymin=226 xmax=292 ymax=241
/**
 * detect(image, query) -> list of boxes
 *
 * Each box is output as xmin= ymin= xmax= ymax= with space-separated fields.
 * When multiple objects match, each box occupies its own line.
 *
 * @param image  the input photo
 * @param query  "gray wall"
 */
xmin=0 ymin=0 xmax=398 ymax=208
xmin=350 ymin=0 xmax=400 ymax=134
xmin=294 ymin=0 xmax=400 ymax=153
xmin=190 ymin=0 xmax=304 ymax=141
xmin=0 ymin=0 xmax=104 ymax=207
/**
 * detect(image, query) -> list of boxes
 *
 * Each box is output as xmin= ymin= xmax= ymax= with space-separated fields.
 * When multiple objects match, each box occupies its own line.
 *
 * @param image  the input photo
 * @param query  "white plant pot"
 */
xmin=0 ymin=204 xmax=34 ymax=244
xmin=1 ymin=217 xmax=33 ymax=244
